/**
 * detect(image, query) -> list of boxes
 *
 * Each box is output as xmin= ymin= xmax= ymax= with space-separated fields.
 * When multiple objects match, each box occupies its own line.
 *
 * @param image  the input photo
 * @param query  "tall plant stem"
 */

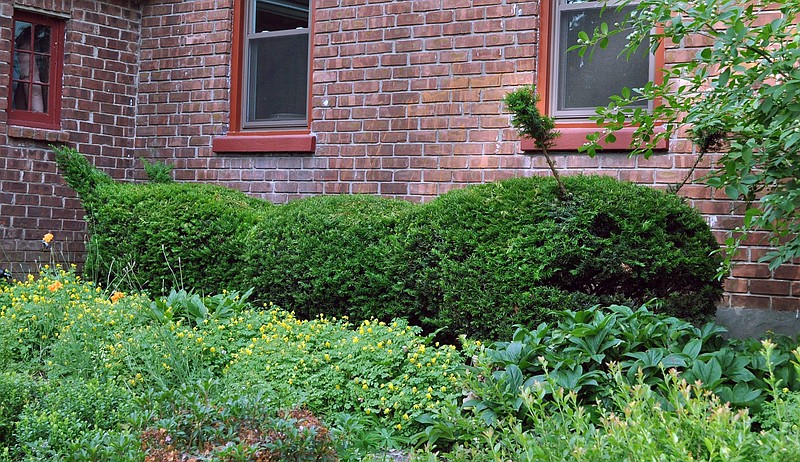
xmin=542 ymin=147 xmax=568 ymax=199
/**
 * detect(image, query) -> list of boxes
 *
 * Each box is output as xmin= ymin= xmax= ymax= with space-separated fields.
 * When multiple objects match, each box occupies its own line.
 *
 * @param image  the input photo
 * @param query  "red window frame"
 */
xmin=212 ymin=0 xmax=316 ymax=154
xmin=7 ymin=10 xmax=64 ymax=130
xmin=525 ymin=0 xmax=667 ymax=151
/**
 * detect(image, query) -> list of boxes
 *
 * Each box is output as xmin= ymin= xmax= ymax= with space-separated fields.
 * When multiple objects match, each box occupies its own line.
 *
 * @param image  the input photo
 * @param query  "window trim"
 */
xmin=215 ymin=0 xmax=316 ymax=153
xmin=6 ymin=9 xmax=64 ymax=131
xmin=532 ymin=0 xmax=667 ymax=151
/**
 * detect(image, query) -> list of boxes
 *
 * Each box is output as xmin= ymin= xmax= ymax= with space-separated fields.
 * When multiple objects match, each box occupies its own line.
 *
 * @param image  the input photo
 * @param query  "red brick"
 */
xmin=749 ymin=280 xmax=791 ymax=296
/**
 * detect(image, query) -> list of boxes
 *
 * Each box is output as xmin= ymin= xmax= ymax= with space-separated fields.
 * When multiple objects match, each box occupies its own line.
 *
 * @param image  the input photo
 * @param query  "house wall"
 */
xmin=1 ymin=0 xmax=797 ymax=319
xmin=0 ymin=0 xmax=140 ymax=275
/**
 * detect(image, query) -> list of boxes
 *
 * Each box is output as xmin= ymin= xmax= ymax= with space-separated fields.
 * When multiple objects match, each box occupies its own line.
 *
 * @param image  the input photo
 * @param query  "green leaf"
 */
xmin=682 ymin=338 xmax=702 ymax=359
xmin=724 ymin=185 xmax=740 ymax=199
xmin=743 ymin=207 xmax=762 ymax=227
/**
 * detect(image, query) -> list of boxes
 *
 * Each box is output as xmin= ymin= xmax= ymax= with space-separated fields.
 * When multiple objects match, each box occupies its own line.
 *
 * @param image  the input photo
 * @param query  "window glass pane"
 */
xmin=33 ymin=25 xmax=51 ymax=53
xmin=14 ymin=21 xmax=32 ymax=50
xmin=12 ymin=82 xmax=29 ymax=110
xmin=247 ymin=33 xmax=309 ymax=122
xmin=557 ymin=5 xmax=649 ymax=112
xmin=254 ymin=0 xmax=309 ymax=33
xmin=35 ymin=55 xmax=50 ymax=84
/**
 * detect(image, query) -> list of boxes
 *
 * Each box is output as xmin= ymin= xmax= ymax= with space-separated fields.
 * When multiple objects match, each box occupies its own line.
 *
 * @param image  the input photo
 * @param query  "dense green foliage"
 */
xmin=396 ymin=176 xmax=722 ymax=337
xmin=415 ymin=365 xmax=800 ymax=462
xmin=1 ymin=268 xmax=799 ymax=461
xmin=56 ymin=146 xmax=270 ymax=295
xmin=243 ymin=194 xmax=413 ymax=325
xmin=579 ymin=0 xmax=800 ymax=271
xmin=413 ymin=306 xmax=800 ymax=461
xmin=85 ymin=181 xmax=269 ymax=295
xmin=244 ymin=175 xmax=723 ymax=339
xmin=0 ymin=268 xmax=458 ymax=461
xmin=58 ymin=150 xmax=723 ymax=340
xmin=461 ymin=304 xmax=799 ymax=426
xmin=140 ymin=157 xmax=174 ymax=184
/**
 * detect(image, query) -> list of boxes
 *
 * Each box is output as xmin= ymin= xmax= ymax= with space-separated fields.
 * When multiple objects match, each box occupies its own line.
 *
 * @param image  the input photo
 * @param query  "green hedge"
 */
xmin=242 ymin=194 xmax=413 ymax=322
xmin=404 ymin=175 xmax=723 ymax=331
xmin=55 ymin=148 xmax=270 ymax=295
xmin=57 ymin=149 xmax=724 ymax=340
xmin=243 ymin=176 xmax=723 ymax=339
xmin=85 ymin=182 xmax=269 ymax=294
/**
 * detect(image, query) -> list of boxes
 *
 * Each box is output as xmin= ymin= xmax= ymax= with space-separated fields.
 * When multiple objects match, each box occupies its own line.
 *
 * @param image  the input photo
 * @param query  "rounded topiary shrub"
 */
xmin=84 ymin=181 xmax=270 ymax=295
xmin=242 ymin=194 xmax=413 ymax=322
xmin=397 ymin=176 xmax=722 ymax=338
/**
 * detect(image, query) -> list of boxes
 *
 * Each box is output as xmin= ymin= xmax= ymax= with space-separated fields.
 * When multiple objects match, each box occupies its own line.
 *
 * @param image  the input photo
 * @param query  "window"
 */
xmin=7 ymin=10 xmax=64 ymax=130
xmin=213 ymin=0 xmax=315 ymax=153
xmin=243 ymin=0 xmax=311 ymax=129
xmin=551 ymin=0 xmax=651 ymax=118
xmin=532 ymin=0 xmax=665 ymax=150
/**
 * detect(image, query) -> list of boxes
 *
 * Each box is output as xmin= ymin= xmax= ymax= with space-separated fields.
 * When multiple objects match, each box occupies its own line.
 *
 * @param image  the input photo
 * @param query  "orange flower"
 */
xmin=110 ymin=291 xmax=125 ymax=303
xmin=42 ymin=233 xmax=54 ymax=250
xmin=48 ymin=281 xmax=63 ymax=292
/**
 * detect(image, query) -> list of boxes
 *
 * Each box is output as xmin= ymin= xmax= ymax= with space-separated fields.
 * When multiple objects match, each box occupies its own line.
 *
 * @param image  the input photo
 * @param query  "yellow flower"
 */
xmin=42 ymin=233 xmax=54 ymax=244
xmin=110 ymin=291 xmax=124 ymax=303
xmin=48 ymin=281 xmax=63 ymax=292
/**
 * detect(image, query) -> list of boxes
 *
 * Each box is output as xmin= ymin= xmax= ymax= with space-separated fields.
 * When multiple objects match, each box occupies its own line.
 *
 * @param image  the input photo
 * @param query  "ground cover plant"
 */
xmin=1 ymin=264 xmax=799 ymax=461
xmin=56 ymin=147 xmax=723 ymax=340
xmin=0 ymin=265 xmax=461 ymax=461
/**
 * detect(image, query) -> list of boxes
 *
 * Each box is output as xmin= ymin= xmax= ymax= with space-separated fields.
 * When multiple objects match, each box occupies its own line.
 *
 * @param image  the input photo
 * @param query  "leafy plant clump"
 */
xmin=140 ymin=157 xmax=174 ymax=184
xmin=58 ymin=149 xmax=723 ymax=340
xmin=415 ymin=361 xmax=800 ymax=461
xmin=461 ymin=304 xmax=799 ymax=427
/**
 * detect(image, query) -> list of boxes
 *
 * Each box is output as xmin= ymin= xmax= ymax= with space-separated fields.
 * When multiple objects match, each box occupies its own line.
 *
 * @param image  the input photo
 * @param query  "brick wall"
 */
xmin=136 ymin=0 xmax=232 ymax=179
xmin=0 ymin=0 xmax=140 ymax=276
xmin=1 ymin=0 xmax=797 ymax=311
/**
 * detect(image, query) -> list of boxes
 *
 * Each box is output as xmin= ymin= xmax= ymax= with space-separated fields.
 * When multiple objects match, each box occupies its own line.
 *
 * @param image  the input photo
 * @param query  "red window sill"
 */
xmin=520 ymin=126 xmax=668 ymax=152
xmin=212 ymin=133 xmax=316 ymax=154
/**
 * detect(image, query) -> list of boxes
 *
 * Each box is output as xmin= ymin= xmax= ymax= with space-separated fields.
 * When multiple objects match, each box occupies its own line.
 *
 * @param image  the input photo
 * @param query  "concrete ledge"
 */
xmin=715 ymin=307 xmax=800 ymax=340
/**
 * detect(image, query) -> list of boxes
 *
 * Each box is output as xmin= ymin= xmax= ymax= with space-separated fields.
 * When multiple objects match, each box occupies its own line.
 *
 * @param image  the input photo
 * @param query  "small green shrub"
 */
xmin=0 ymin=372 xmax=38 ymax=445
xmin=140 ymin=157 xmax=174 ymax=184
xmin=85 ymin=181 xmax=270 ymax=295
xmin=243 ymin=194 xmax=412 ymax=322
